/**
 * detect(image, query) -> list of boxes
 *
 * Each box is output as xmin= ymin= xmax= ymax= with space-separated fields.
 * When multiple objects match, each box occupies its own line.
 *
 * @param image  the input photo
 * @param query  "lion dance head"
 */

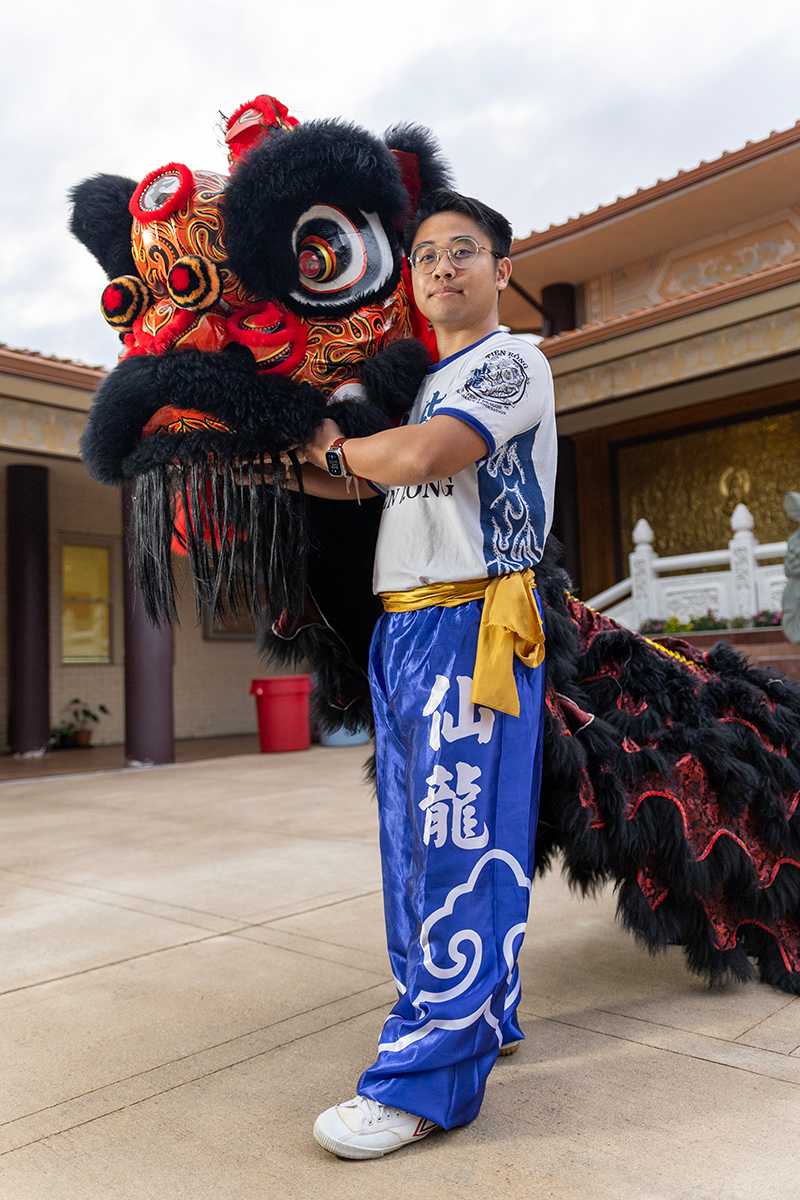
xmin=70 ymin=95 xmax=451 ymax=727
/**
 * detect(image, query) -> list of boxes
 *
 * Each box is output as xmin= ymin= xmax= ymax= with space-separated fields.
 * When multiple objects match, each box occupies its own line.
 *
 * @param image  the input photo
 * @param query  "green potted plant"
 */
xmin=50 ymin=698 xmax=110 ymax=749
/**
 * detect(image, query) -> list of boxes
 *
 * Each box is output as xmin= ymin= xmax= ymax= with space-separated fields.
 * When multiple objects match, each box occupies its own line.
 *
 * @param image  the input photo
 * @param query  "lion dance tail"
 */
xmin=534 ymin=542 xmax=800 ymax=994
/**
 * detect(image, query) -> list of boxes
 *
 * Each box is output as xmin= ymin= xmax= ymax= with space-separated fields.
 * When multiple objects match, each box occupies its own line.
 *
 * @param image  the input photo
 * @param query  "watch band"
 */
xmin=324 ymin=436 xmax=351 ymax=478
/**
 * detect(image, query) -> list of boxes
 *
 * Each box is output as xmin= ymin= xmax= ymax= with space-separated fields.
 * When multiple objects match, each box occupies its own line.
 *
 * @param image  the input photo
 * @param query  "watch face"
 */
xmin=325 ymin=450 xmax=344 ymax=476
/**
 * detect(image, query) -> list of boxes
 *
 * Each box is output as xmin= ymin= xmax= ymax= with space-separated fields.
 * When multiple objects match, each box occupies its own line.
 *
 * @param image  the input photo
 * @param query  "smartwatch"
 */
xmin=324 ymin=436 xmax=351 ymax=477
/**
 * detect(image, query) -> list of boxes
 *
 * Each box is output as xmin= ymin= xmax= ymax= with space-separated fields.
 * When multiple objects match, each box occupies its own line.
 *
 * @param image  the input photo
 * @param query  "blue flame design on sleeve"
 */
xmin=478 ymin=425 xmax=545 ymax=574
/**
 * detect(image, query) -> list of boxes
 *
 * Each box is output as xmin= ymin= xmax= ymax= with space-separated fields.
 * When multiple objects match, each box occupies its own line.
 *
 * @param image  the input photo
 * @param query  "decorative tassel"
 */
xmin=130 ymin=451 xmax=309 ymax=630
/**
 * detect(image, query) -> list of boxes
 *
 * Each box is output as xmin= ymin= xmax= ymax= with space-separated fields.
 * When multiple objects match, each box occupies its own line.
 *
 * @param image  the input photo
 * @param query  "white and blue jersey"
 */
xmin=372 ymin=328 xmax=557 ymax=593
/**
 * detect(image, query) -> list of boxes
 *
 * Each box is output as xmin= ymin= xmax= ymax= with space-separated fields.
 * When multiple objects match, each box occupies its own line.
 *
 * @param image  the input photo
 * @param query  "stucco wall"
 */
xmin=1 ymin=452 xmax=296 ymax=751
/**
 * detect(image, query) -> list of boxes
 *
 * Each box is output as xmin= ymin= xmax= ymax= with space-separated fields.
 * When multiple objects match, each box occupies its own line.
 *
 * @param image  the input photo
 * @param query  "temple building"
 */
xmin=0 ymin=345 xmax=272 ymax=760
xmin=504 ymin=122 xmax=800 ymax=609
xmin=2 ymin=122 xmax=799 ymax=763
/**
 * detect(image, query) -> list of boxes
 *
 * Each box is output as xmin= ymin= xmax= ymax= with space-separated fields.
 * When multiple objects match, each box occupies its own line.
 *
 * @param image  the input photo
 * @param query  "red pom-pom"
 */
xmin=170 ymin=266 xmax=191 ymax=291
xmin=103 ymin=285 xmax=123 ymax=312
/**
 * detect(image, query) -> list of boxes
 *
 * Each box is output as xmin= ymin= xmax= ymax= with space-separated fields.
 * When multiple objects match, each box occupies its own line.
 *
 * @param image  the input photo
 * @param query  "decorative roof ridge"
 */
xmin=0 ymin=342 xmax=106 ymax=373
xmin=512 ymin=120 xmax=800 ymax=254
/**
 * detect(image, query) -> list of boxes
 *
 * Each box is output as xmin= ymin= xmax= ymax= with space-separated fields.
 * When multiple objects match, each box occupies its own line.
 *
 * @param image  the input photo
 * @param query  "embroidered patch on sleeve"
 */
xmin=460 ymin=348 xmax=529 ymax=412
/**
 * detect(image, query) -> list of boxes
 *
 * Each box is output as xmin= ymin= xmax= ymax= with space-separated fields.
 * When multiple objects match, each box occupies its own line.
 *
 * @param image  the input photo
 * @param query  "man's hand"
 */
xmin=300 ymin=417 xmax=346 ymax=471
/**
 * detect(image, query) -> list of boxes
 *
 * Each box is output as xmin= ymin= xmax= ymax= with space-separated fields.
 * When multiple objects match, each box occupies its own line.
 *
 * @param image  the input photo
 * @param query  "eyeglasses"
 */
xmin=408 ymin=235 xmax=503 ymax=274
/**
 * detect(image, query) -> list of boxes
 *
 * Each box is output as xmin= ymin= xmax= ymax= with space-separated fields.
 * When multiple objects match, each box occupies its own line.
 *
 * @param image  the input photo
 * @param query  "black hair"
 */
xmin=408 ymin=188 xmax=513 ymax=257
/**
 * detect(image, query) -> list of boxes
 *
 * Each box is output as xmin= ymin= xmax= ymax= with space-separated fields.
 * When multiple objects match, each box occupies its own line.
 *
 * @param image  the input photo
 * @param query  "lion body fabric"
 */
xmin=533 ymin=551 xmax=800 ymax=995
xmin=71 ymin=94 xmax=800 ymax=995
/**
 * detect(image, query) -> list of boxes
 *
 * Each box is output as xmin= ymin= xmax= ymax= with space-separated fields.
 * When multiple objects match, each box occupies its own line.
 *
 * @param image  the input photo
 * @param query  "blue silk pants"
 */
xmin=357 ymin=592 xmax=546 ymax=1130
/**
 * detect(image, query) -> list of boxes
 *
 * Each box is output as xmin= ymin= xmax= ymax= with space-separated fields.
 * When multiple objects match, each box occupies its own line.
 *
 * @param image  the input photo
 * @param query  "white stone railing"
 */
xmin=585 ymin=503 xmax=787 ymax=631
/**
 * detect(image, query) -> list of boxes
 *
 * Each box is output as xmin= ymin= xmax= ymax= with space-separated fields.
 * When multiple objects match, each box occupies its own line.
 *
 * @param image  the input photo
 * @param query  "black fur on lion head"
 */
xmin=223 ymin=118 xmax=453 ymax=317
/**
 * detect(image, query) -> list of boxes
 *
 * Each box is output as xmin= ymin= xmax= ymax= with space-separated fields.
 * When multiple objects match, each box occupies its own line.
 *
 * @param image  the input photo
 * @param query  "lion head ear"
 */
xmin=68 ymin=174 xmax=138 ymax=279
xmin=383 ymin=124 xmax=454 ymax=247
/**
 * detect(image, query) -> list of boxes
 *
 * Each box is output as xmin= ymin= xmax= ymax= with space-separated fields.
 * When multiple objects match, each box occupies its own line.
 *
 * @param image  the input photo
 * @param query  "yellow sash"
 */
xmin=379 ymin=568 xmax=545 ymax=717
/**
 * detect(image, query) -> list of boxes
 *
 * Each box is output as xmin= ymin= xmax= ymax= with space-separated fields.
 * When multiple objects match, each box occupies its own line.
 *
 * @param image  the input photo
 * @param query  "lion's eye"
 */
xmin=129 ymin=162 xmax=194 ymax=225
xmin=141 ymin=173 xmax=182 ymax=211
xmin=291 ymin=204 xmax=393 ymax=308
xmin=297 ymin=231 xmax=351 ymax=285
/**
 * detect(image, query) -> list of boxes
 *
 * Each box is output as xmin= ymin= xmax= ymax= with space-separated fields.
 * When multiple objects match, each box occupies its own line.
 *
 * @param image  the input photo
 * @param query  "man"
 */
xmin=293 ymin=189 xmax=557 ymax=1157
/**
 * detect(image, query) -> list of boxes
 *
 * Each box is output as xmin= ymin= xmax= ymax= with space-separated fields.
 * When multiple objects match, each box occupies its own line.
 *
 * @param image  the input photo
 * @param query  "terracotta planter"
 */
xmin=75 ymin=729 xmax=93 ymax=748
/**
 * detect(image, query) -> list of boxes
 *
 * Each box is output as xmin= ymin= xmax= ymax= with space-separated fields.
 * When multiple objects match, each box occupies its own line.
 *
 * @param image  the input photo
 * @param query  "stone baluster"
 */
xmin=728 ymin=503 xmax=758 ymax=622
xmin=630 ymin=518 xmax=658 ymax=630
xmin=783 ymin=492 xmax=800 ymax=643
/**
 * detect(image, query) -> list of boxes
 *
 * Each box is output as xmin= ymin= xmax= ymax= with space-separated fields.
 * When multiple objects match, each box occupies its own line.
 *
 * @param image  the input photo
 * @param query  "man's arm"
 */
xmin=303 ymin=415 xmax=488 ymax=486
xmin=315 ymin=338 xmax=552 ymax=487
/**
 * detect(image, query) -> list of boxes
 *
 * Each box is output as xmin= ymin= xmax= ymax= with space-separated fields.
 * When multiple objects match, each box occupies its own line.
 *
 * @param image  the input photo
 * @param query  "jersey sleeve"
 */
xmin=433 ymin=337 xmax=554 ymax=456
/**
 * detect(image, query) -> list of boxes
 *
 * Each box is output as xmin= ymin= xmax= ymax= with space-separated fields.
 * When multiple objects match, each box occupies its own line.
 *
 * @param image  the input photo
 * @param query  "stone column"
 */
xmin=7 ymin=464 xmax=50 ymax=755
xmin=122 ymin=481 xmax=175 ymax=766
xmin=630 ymin=518 xmax=658 ymax=630
xmin=783 ymin=492 xmax=800 ymax=643
xmin=728 ymin=503 xmax=758 ymax=622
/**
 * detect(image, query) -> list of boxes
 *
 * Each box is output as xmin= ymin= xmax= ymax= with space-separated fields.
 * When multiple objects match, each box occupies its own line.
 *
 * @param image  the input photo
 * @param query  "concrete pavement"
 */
xmin=1 ymin=745 xmax=799 ymax=1199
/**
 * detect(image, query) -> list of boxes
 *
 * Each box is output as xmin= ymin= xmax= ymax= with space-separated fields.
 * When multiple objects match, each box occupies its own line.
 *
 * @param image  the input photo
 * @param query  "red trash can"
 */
xmin=250 ymin=675 xmax=312 ymax=752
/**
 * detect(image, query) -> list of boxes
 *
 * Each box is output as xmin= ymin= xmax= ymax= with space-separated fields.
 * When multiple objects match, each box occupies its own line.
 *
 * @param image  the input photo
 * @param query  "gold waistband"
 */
xmin=379 ymin=568 xmax=545 ymax=716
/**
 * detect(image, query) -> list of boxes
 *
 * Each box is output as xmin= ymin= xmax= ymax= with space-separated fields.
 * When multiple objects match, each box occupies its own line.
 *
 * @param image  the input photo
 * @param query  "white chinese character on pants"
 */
xmin=422 ymin=674 xmax=495 ymax=752
xmin=419 ymin=762 xmax=489 ymax=850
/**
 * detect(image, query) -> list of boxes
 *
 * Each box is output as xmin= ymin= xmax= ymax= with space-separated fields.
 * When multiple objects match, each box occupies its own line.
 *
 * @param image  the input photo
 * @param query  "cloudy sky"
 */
xmin=3 ymin=0 xmax=800 ymax=367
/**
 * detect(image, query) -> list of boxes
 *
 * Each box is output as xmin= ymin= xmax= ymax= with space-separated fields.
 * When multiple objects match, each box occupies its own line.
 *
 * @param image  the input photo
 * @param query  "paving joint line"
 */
xmin=0 ymin=865 xmax=378 ymax=929
xmin=0 ymin=932 xmax=226 ymax=998
xmin=0 ymin=993 xmax=392 ymax=1155
xmin=0 ymin=866 xmax=243 ymax=924
xmin=231 ymin=928 xmax=388 ymax=973
xmin=521 ymin=1008 xmax=800 ymax=1087
xmin=589 ymin=1004 xmax=800 ymax=1057
xmin=0 ymin=876 xmax=232 ymax=935
xmin=0 ymin=981 xmax=391 ymax=1130
xmin=733 ymin=997 xmax=798 ymax=1041
xmin=254 ymin=888 xmax=382 ymax=927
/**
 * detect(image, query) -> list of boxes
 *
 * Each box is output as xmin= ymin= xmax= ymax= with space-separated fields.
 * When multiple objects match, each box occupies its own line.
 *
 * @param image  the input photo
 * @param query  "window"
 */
xmin=62 ymin=543 xmax=111 ymax=664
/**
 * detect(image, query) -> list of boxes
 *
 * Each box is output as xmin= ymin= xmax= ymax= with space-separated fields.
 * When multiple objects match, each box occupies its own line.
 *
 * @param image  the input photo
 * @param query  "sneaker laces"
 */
xmin=349 ymin=1095 xmax=400 ymax=1126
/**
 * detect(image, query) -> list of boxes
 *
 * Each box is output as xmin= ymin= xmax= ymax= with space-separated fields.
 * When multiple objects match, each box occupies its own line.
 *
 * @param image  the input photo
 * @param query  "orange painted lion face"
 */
xmin=99 ymin=161 xmax=418 ymax=415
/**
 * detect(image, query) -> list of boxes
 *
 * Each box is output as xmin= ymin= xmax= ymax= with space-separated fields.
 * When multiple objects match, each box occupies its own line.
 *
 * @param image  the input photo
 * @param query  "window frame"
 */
xmin=59 ymin=533 xmax=117 ymax=666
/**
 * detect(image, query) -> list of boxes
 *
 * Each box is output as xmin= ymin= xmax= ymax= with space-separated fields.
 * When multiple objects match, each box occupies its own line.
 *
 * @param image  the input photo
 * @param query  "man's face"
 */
xmin=410 ymin=211 xmax=511 ymax=330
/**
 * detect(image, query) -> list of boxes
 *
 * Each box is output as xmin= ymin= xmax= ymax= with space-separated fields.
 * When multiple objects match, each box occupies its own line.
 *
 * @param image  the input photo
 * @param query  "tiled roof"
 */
xmin=513 ymin=120 xmax=800 ymax=253
xmin=0 ymin=342 xmax=105 ymax=372
xmin=537 ymin=258 xmax=800 ymax=357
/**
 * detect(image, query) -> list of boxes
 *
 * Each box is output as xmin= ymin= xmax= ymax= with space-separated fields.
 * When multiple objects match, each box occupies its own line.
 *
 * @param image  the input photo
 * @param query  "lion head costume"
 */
xmin=70 ymin=94 xmax=448 ymax=728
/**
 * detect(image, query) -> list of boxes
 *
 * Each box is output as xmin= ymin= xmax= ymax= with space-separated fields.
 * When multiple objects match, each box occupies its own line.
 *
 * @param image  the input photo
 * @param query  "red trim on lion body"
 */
xmin=226 ymin=301 xmax=308 ymax=375
xmin=129 ymin=162 xmax=195 ymax=225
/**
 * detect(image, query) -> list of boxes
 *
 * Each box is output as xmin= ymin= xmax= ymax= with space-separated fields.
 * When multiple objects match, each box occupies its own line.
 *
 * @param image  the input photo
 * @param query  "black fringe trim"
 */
xmin=131 ymin=451 xmax=307 ymax=627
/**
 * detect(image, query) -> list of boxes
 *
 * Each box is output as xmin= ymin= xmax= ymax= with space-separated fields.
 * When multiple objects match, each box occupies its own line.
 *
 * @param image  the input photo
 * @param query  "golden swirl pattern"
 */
xmin=131 ymin=170 xmax=252 ymax=308
xmin=296 ymin=282 xmax=413 ymax=390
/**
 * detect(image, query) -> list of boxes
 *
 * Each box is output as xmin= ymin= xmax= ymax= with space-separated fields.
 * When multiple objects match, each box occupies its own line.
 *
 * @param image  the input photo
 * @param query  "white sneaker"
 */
xmin=313 ymin=1094 xmax=438 ymax=1159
